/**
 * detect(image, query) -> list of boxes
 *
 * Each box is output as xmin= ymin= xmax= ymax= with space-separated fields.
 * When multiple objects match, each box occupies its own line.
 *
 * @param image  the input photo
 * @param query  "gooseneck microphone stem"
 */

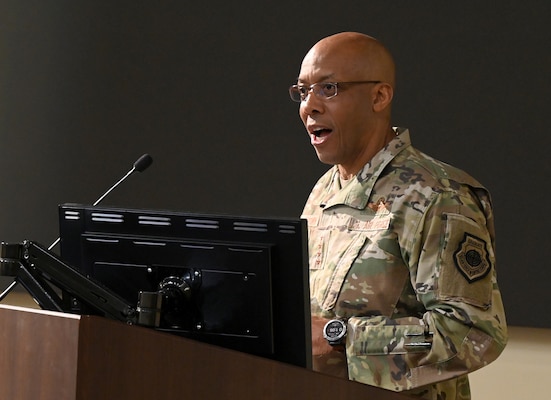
xmin=47 ymin=154 xmax=153 ymax=251
xmin=47 ymin=239 xmax=61 ymax=252
xmin=92 ymin=168 xmax=134 ymax=207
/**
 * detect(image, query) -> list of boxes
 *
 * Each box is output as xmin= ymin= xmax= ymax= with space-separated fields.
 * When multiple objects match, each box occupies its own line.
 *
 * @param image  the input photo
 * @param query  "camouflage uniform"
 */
xmin=302 ymin=128 xmax=507 ymax=400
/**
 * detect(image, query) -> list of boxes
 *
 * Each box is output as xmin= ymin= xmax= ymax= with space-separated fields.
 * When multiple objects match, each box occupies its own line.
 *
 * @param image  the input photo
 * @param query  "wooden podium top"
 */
xmin=0 ymin=305 xmax=413 ymax=400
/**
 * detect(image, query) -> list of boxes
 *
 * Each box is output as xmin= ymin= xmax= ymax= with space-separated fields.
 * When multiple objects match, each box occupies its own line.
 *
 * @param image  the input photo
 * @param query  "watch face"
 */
xmin=324 ymin=319 xmax=346 ymax=341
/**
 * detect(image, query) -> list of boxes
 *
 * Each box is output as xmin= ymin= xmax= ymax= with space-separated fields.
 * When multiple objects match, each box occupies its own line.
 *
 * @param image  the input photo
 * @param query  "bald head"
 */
xmin=301 ymin=32 xmax=396 ymax=89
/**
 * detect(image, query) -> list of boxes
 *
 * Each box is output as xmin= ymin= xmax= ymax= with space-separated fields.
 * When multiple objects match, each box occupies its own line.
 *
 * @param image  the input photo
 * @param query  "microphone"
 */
xmin=48 ymin=153 xmax=153 ymax=251
xmin=132 ymin=153 xmax=154 ymax=173
xmin=92 ymin=154 xmax=153 ymax=206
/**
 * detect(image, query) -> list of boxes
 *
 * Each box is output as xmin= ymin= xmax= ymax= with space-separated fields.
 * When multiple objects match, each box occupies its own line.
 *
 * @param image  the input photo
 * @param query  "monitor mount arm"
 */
xmin=0 ymin=240 xmax=155 ymax=326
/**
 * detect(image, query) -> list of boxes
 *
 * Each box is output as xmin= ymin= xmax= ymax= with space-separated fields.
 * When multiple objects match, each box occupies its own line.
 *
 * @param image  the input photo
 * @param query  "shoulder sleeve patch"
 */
xmin=453 ymin=233 xmax=491 ymax=282
xmin=437 ymin=213 xmax=494 ymax=308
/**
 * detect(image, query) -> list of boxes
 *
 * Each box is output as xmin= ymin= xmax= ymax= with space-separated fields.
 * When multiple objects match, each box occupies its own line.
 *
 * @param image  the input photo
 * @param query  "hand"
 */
xmin=311 ymin=315 xmax=334 ymax=356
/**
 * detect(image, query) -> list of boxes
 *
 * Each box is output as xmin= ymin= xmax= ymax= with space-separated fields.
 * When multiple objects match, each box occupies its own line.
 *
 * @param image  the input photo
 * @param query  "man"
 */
xmin=290 ymin=32 xmax=507 ymax=400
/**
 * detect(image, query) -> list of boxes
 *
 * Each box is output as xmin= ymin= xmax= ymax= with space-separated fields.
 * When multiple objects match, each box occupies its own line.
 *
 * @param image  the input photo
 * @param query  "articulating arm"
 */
xmin=0 ymin=240 xmax=138 ymax=324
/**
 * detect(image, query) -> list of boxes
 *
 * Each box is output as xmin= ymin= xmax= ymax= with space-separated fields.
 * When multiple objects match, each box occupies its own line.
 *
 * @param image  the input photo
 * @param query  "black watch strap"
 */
xmin=323 ymin=319 xmax=347 ymax=346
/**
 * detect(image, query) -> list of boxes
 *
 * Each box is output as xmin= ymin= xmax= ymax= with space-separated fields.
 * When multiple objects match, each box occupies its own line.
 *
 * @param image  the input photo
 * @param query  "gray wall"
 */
xmin=1 ymin=1 xmax=549 ymax=328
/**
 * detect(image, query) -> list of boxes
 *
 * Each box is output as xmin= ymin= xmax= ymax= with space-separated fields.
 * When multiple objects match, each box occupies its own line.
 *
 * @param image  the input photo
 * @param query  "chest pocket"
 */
xmin=309 ymin=220 xmax=409 ymax=318
xmin=313 ymin=230 xmax=369 ymax=312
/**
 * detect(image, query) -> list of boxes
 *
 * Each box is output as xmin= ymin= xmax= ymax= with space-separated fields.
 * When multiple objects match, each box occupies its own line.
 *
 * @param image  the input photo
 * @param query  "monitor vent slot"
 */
xmin=278 ymin=224 xmax=297 ymax=234
xmin=180 ymin=244 xmax=215 ymax=250
xmin=133 ymin=241 xmax=167 ymax=247
xmin=185 ymin=219 xmax=220 ymax=230
xmin=85 ymin=237 xmax=120 ymax=244
xmin=233 ymin=222 xmax=268 ymax=233
xmin=229 ymin=247 xmax=264 ymax=253
xmin=91 ymin=212 xmax=124 ymax=223
xmin=64 ymin=210 xmax=81 ymax=221
xmin=138 ymin=215 xmax=172 ymax=226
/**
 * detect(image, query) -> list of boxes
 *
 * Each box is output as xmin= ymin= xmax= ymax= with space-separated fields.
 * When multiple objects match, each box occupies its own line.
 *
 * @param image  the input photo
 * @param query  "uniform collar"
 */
xmin=320 ymin=128 xmax=411 ymax=210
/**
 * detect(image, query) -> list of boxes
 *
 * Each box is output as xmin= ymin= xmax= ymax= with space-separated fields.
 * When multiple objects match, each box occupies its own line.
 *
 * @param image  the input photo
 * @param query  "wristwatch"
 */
xmin=323 ymin=319 xmax=347 ymax=346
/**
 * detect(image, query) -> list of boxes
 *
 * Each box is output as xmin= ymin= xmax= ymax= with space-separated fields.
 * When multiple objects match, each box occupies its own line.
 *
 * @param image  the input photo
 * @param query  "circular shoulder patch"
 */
xmin=453 ymin=233 xmax=491 ymax=282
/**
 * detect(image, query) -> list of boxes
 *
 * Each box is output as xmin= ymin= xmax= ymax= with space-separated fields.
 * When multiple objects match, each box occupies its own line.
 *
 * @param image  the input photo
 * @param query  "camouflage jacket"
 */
xmin=302 ymin=128 xmax=507 ymax=400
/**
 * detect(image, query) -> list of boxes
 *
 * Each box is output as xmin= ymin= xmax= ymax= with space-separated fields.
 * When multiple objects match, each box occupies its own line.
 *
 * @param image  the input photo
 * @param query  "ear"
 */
xmin=372 ymin=83 xmax=393 ymax=112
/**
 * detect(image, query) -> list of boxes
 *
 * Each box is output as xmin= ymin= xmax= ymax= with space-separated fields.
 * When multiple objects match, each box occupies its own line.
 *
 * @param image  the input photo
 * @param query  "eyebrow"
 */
xmin=297 ymin=74 xmax=336 ymax=84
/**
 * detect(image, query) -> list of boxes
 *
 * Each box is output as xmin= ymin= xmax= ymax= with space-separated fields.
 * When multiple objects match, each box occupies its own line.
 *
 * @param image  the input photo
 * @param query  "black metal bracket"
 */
xmin=0 ymin=240 xmax=138 ymax=324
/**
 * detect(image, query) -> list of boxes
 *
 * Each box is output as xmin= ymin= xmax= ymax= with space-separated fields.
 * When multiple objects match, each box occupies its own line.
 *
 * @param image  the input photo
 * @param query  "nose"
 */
xmin=300 ymin=89 xmax=324 ymax=116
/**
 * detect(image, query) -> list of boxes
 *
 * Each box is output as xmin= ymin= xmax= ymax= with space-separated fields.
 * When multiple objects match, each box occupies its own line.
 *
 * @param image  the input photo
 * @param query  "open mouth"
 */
xmin=312 ymin=128 xmax=332 ymax=138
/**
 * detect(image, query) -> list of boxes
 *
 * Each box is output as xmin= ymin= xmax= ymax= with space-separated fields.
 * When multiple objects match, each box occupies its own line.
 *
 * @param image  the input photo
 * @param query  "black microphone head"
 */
xmin=133 ymin=154 xmax=153 ymax=172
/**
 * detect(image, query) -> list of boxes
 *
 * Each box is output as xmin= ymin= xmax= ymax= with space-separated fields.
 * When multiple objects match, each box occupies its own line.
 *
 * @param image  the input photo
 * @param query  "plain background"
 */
xmin=0 ymin=1 xmax=549 ymax=328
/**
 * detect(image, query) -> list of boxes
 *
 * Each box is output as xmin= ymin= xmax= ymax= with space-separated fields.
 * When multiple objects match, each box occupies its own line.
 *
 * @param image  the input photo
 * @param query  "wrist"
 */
xmin=322 ymin=319 xmax=347 ymax=346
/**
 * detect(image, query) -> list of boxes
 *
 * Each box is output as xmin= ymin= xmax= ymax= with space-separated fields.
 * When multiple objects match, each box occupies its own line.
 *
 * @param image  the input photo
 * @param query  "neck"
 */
xmin=338 ymin=167 xmax=355 ymax=181
xmin=338 ymin=126 xmax=396 ymax=179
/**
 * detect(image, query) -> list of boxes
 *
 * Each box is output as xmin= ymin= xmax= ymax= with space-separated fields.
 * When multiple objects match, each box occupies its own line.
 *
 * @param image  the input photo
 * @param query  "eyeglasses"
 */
xmin=288 ymin=81 xmax=381 ymax=102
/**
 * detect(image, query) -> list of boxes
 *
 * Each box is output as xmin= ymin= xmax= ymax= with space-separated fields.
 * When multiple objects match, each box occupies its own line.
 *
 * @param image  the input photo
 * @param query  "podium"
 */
xmin=0 ymin=304 xmax=414 ymax=400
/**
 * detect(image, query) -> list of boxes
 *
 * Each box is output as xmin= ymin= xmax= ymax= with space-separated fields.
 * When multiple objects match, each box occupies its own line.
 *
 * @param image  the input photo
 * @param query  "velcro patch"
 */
xmin=453 ymin=233 xmax=491 ymax=283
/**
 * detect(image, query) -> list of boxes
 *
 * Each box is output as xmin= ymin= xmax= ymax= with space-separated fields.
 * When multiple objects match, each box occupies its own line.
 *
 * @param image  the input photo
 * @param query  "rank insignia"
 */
xmin=453 ymin=233 xmax=491 ymax=282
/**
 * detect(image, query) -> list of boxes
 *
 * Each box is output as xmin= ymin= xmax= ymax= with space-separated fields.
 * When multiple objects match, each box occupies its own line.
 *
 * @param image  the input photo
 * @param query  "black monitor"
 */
xmin=58 ymin=203 xmax=312 ymax=369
